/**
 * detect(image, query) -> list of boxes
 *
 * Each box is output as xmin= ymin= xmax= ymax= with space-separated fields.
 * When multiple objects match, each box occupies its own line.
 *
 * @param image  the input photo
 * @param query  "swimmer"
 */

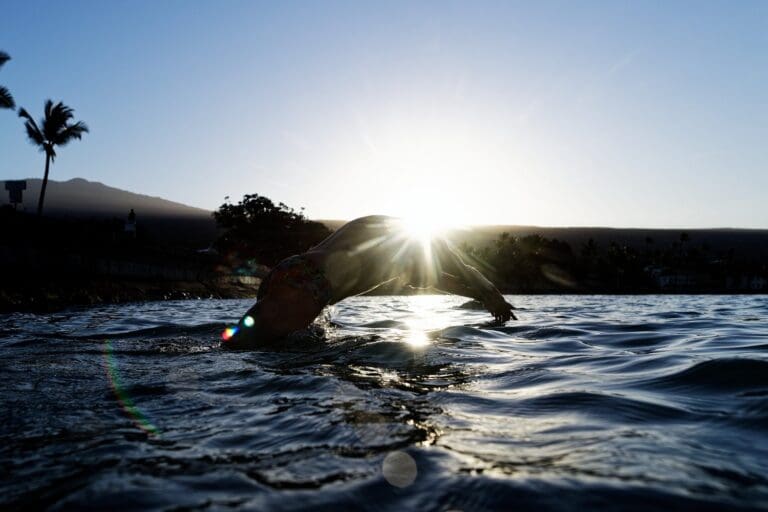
xmin=224 ymin=215 xmax=516 ymax=348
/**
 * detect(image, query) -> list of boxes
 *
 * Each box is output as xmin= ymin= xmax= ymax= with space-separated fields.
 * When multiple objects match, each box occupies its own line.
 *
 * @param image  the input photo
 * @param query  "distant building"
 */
xmin=645 ymin=265 xmax=712 ymax=290
xmin=727 ymin=275 xmax=767 ymax=291
xmin=656 ymin=273 xmax=698 ymax=289
xmin=4 ymin=180 xmax=26 ymax=210
xmin=644 ymin=265 xmax=663 ymax=278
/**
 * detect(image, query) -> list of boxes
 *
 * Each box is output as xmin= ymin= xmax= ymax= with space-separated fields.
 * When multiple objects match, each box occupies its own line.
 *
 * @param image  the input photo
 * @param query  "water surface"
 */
xmin=2 ymin=295 xmax=768 ymax=510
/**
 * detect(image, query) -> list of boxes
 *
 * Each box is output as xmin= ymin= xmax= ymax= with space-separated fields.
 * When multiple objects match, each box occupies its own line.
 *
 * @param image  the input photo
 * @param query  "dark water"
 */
xmin=2 ymin=295 xmax=768 ymax=511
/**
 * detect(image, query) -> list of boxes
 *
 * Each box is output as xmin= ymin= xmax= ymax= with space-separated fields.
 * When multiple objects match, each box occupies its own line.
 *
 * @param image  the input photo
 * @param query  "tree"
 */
xmin=18 ymin=100 xmax=89 ymax=215
xmin=0 ymin=51 xmax=14 ymax=110
xmin=213 ymin=193 xmax=332 ymax=266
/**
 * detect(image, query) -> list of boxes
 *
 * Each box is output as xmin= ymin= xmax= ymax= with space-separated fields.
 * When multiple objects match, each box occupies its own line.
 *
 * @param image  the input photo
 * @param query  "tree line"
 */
xmin=211 ymin=195 xmax=767 ymax=293
xmin=458 ymin=231 xmax=767 ymax=293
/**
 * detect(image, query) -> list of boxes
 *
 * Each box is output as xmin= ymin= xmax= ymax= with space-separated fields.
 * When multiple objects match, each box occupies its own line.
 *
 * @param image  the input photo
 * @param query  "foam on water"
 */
xmin=2 ymin=295 xmax=768 ymax=510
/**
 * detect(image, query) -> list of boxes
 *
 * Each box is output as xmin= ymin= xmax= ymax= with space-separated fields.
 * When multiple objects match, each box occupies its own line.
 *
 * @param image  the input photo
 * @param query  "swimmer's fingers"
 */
xmin=506 ymin=302 xmax=517 ymax=321
xmin=487 ymin=299 xmax=515 ymax=323
xmin=500 ymin=302 xmax=517 ymax=322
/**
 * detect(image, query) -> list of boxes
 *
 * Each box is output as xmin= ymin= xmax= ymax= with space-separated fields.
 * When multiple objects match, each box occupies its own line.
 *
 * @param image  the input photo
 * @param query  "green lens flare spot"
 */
xmin=243 ymin=315 xmax=255 ymax=327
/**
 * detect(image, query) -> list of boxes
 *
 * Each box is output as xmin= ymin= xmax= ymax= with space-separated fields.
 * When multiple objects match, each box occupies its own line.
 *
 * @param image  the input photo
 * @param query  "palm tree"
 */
xmin=18 ymin=100 xmax=89 ymax=215
xmin=0 ymin=51 xmax=14 ymax=110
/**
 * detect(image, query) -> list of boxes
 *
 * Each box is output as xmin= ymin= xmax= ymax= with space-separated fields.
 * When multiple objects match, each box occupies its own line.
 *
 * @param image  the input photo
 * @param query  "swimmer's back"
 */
xmin=310 ymin=215 xmax=400 ymax=253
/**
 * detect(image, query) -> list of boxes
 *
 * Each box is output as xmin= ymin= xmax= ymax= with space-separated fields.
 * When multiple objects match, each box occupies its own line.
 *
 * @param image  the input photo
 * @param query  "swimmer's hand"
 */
xmin=484 ymin=293 xmax=517 ymax=323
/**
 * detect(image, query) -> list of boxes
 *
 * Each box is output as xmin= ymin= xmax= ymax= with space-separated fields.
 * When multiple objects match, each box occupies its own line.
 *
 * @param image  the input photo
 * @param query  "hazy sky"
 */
xmin=1 ymin=1 xmax=767 ymax=227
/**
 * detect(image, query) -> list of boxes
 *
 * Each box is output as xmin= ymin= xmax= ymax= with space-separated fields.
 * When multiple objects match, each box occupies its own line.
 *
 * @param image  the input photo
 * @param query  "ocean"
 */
xmin=2 ymin=295 xmax=767 ymax=511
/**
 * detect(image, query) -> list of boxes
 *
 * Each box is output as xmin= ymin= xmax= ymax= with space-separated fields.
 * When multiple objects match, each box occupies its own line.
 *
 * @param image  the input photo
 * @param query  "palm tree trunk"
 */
xmin=37 ymin=153 xmax=51 ymax=216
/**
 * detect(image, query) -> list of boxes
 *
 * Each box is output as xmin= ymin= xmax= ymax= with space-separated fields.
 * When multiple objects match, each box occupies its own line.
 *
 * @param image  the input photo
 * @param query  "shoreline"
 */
xmin=2 ymin=281 xmax=766 ymax=314
xmin=0 ymin=278 xmax=259 ymax=313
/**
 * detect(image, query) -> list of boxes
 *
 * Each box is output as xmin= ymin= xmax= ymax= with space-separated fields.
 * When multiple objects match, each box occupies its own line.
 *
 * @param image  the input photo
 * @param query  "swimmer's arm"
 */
xmin=436 ymin=243 xmax=517 ymax=322
xmin=428 ymin=272 xmax=484 ymax=301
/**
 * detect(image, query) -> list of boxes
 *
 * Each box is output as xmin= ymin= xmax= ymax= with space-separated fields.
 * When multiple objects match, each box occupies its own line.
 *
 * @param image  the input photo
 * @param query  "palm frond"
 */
xmin=43 ymin=101 xmax=75 ymax=141
xmin=54 ymin=121 xmax=89 ymax=146
xmin=0 ymin=51 xmax=9 ymax=69
xmin=20 ymin=101 xmax=87 ymax=156
xmin=23 ymin=122 xmax=45 ymax=147
xmin=18 ymin=107 xmax=45 ymax=146
xmin=0 ymin=86 xmax=13 ymax=109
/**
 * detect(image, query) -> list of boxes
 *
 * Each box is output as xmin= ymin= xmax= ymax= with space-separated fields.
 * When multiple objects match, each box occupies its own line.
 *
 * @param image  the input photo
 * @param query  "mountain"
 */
xmin=3 ymin=179 xmax=766 ymax=258
xmin=1 ymin=177 xmax=211 ymax=218
xmin=1 ymin=178 xmax=218 ymax=248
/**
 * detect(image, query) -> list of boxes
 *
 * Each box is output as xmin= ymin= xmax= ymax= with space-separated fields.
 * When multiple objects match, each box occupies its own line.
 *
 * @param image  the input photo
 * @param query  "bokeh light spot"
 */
xmin=382 ymin=451 xmax=418 ymax=487
xmin=243 ymin=315 xmax=255 ymax=328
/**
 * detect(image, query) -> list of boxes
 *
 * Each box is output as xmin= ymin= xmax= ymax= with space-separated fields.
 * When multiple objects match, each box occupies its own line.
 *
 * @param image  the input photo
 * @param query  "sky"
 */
xmin=1 ymin=0 xmax=767 ymax=228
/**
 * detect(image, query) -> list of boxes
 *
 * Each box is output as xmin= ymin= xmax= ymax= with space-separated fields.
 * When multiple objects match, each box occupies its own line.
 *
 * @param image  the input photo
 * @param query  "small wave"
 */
xmin=602 ymin=322 xmax=664 ymax=332
xmin=74 ymin=322 xmax=225 ymax=340
xmin=355 ymin=319 xmax=409 ymax=329
xmin=515 ymin=391 xmax=693 ymax=423
xmin=654 ymin=311 xmax=703 ymax=319
xmin=645 ymin=358 xmax=768 ymax=392
xmin=519 ymin=326 xmax=590 ymax=340
xmin=585 ymin=332 xmax=681 ymax=350
xmin=441 ymin=325 xmax=524 ymax=341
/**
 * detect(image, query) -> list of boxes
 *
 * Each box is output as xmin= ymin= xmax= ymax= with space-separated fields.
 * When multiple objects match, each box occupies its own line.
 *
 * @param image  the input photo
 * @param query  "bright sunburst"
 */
xmin=398 ymin=206 xmax=466 ymax=246
xmin=399 ymin=215 xmax=451 ymax=249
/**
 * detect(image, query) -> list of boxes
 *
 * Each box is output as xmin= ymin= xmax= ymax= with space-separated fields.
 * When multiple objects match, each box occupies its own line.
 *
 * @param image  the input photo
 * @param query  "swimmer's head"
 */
xmin=222 ymin=278 xmax=326 ymax=349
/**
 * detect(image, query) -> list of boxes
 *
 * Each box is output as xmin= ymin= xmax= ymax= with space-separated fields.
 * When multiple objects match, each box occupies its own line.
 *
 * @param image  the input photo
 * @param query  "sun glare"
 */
xmin=399 ymin=215 xmax=451 ymax=248
xmin=394 ymin=209 xmax=466 ymax=273
xmin=397 ymin=203 xmax=466 ymax=243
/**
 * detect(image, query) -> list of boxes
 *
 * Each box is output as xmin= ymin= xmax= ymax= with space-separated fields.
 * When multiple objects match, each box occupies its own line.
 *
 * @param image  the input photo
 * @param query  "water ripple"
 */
xmin=2 ymin=295 xmax=768 ymax=510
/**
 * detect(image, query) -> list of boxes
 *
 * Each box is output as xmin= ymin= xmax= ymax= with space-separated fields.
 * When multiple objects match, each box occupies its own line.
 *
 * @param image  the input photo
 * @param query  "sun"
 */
xmin=399 ymin=215 xmax=449 ymax=247
xmin=396 ymin=209 xmax=464 ymax=257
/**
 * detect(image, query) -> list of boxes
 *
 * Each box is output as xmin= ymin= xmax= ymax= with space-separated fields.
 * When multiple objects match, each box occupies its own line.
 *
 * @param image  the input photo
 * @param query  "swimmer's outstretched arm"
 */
xmin=430 ymin=242 xmax=517 ymax=322
xmin=436 ymin=269 xmax=516 ymax=322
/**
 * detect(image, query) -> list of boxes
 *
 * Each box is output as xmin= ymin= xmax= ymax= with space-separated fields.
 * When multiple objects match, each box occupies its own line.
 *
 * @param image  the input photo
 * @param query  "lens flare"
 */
xmin=103 ymin=339 xmax=159 ymax=436
xmin=243 ymin=315 xmax=255 ymax=328
xmin=221 ymin=326 xmax=239 ymax=341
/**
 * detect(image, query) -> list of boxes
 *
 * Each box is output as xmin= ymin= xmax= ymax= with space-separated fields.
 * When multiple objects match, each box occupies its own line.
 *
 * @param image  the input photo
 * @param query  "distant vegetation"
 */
xmin=214 ymin=193 xmax=767 ymax=293
xmin=458 ymin=231 xmax=768 ymax=293
xmin=213 ymin=194 xmax=331 ymax=267
xmin=0 ymin=51 xmax=14 ymax=110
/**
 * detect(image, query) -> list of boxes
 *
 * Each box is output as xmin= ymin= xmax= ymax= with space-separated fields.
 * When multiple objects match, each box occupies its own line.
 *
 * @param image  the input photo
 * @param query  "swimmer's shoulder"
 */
xmin=326 ymin=215 xmax=400 ymax=235
xmin=347 ymin=215 xmax=399 ymax=226
xmin=310 ymin=215 xmax=399 ymax=252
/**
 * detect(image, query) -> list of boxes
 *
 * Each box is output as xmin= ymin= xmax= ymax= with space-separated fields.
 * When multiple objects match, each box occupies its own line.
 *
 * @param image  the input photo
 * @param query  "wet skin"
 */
xmin=226 ymin=216 xmax=515 ymax=348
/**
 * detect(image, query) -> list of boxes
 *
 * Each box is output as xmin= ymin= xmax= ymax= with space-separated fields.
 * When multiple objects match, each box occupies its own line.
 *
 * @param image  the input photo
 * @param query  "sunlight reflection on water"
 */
xmin=403 ymin=295 xmax=452 ymax=347
xmin=405 ymin=329 xmax=430 ymax=347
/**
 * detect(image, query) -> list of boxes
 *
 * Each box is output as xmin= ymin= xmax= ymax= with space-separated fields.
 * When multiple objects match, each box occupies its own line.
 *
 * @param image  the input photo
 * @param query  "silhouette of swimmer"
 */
xmin=224 ymin=216 xmax=515 ymax=348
